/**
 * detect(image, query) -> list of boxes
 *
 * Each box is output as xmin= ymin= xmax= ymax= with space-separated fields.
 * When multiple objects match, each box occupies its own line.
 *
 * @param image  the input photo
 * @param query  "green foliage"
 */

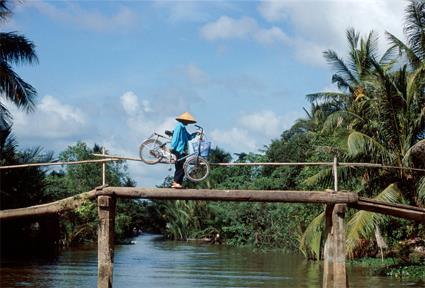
xmin=41 ymin=142 xmax=143 ymax=245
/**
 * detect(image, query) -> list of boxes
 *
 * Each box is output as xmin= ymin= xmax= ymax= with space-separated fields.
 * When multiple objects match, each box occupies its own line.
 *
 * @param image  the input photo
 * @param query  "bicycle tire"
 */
xmin=183 ymin=155 xmax=210 ymax=182
xmin=139 ymin=139 xmax=163 ymax=164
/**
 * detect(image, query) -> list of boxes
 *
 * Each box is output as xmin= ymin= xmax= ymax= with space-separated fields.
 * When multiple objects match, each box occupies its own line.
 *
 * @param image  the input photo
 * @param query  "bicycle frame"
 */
xmin=139 ymin=125 xmax=210 ymax=182
xmin=147 ymin=126 xmax=206 ymax=164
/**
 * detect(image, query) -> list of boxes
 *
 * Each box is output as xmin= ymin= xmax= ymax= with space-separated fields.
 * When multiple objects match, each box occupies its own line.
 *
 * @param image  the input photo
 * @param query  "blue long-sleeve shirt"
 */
xmin=170 ymin=122 xmax=197 ymax=154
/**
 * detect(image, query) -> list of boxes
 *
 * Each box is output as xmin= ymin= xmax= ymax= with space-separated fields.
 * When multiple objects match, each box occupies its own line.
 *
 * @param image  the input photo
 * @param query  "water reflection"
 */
xmin=0 ymin=234 xmax=423 ymax=287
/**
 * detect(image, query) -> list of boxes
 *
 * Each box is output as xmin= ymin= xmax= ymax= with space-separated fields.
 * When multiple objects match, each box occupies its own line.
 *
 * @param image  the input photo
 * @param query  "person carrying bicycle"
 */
xmin=170 ymin=112 xmax=199 ymax=189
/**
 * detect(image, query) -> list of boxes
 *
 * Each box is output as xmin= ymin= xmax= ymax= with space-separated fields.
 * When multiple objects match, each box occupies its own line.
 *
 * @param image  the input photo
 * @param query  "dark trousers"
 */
xmin=173 ymin=151 xmax=185 ymax=184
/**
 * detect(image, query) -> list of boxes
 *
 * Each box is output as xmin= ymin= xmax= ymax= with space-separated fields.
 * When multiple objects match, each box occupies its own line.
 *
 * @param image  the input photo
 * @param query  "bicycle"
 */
xmin=139 ymin=125 xmax=210 ymax=182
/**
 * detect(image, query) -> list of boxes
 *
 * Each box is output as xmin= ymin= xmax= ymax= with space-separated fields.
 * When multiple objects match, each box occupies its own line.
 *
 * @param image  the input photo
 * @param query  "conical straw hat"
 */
xmin=176 ymin=112 xmax=197 ymax=123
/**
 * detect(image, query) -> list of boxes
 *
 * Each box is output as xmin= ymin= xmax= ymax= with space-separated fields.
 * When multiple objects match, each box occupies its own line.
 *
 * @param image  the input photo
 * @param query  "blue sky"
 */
xmin=4 ymin=0 xmax=406 ymax=186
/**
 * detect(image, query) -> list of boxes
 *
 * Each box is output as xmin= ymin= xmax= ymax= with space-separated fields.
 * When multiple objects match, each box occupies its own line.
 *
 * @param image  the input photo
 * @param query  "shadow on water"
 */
xmin=0 ymin=233 xmax=424 ymax=287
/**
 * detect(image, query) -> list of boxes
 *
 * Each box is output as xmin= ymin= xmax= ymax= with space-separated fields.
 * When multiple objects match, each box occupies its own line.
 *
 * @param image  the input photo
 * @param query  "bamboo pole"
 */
xmin=93 ymin=153 xmax=143 ymax=162
xmin=210 ymin=162 xmax=334 ymax=167
xmin=0 ymin=189 xmax=98 ymax=220
xmin=102 ymin=148 xmax=106 ymax=186
xmin=97 ymin=195 xmax=116 ymax=288
xmin=333 ymin=157 xmax=338 ymax=192
xmin=0 ymin=158 xmax=117 ymax=170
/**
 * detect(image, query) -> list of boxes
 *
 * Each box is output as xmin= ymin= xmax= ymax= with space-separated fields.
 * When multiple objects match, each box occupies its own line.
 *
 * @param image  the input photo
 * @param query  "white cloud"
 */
xmin=239 ymin=110 xmax=282 ymax=138
xmin=210 ymin=110 xmax=303 ymax=153
xmin=258 ymin=1 xmax=288 ymax=22
xmin=200 ymin=16 xmax=289 ymax=45
xmin=239 ymin=110 xmax=302 ymax=138
xmin=26 ymin=1 xmax=138 ymax=32
xmin=119 ymin=91 xmax=176 ymax=137
xmin=257 ymin=0 xmax=405 ymax=66
xmin=121 ymin=91 xmax=152 ymax=116
xmin=121 ymin=91 xmax=140 ymax=115
xmin=210 ymin=127 xmax=258 ymax=152
xmin=10 ymin=95 xmax=86 ymax=140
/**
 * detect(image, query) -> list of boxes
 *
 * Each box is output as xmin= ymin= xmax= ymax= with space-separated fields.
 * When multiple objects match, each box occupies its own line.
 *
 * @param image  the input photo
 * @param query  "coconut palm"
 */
xmin=300 ymin=2 xmax=425 ymax=258
xmin=0 ymin=0 xmax=38 ymax=130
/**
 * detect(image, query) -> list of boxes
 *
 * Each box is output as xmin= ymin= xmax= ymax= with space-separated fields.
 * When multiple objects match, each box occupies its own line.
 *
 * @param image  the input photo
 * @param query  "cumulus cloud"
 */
xmin=239 ymin=110 xmax=283 ymax=138
xmin=239 ymin=110 xmax=302 ymax=138
xmin=200 ymin=1 xmax=405 ymax=66
xmin=257 ymin=0 xmax=405 ymax=65
xmin=26 ymin=1 xmax=138 ymax=32
xmin=210 ymin=127 xmax=258 ymax=152
xmin=200 ymin=16 xmax=289 ymax=45
xmin=10 ymin=95 xmax=86 ymax=140
xmin=210 ymin=110 xmax=303 ymax=153
xmin=119 ymin=90 xmax=176 ymax=137
xmin=121 ymin=91 xmax=153 ymax=116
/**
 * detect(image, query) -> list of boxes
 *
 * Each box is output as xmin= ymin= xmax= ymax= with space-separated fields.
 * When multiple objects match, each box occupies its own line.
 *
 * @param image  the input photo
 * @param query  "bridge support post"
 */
xmin=323 ymin=204 xmax=348 ymax=288
xmin=97 ymin=195 xmax=116 ymax=288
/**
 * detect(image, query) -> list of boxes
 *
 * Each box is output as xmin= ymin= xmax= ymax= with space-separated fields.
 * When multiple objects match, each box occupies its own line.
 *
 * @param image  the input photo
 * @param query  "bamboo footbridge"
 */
xmin=1 ymin=154 xmax=425 ymax=288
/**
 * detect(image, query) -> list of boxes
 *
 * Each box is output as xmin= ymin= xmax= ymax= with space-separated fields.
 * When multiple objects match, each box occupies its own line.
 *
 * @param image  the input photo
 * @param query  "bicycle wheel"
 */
xmin=139 ymin=139 xmax=163 ymax=164
xmin=183 ymin=156 xmax=210 ymax=182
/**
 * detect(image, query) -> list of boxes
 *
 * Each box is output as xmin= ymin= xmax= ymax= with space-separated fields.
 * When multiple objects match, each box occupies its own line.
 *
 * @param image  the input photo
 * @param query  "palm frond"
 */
xmin=0 ymin=61 xmax=36 ymax=111
xmin=0 ymin=32 xmax=38 ymax=65
xmin=299 ymin=211 xmax=324 ymax=259
xmin=404 ymin=0 xmax=425 ymax=60
xmin=385 ymin=31 xmax=421 ymax=68
xmin=0 ymin=0 xmax=11 ymax=23
xmin=406 ymin=62 xmax=425 ymax=105
xmin=0 ymin=101 xmax=11 ymax=129
xmin=346 ymin=183 xmax=402 ymax=257
xmin=324 ymin=50 xmax=358 ymax=87
xmin=347 ymin=131 xmax=392 ymax=163
xmin=346 ymin=28 xmax=360 ymax=51
xmin=303 ymin=168 xmax=333 ymax=188
xmin=305 ymin=92 xmax=349 ymax=104
xmin=379 ymin=43 xmax=399 ymax=66
xmin=321 ymin=110 xmax=363 ymax=134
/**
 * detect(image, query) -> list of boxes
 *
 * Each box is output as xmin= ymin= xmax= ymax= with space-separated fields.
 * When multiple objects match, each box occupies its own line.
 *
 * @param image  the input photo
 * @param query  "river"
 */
xmin=0 ymin=233 xmax=423 ymax=287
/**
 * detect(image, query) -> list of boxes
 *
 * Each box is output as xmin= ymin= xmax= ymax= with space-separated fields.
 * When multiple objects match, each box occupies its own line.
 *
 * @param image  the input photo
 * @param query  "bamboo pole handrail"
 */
xmin=92 ymin=153 xmax=425 ymax=172
xmin=2 ymin=153 xmax=425 ymax=173
xmin=0 ymin=158 xmax=118 ymax=170
xmin=92 ymin=153 xmax=143 ymax=162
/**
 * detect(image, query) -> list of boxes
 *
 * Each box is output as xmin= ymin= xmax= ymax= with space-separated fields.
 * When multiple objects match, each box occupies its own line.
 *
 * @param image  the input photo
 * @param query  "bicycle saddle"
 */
xmin=165 ymin=130 xmax=173 ymax=137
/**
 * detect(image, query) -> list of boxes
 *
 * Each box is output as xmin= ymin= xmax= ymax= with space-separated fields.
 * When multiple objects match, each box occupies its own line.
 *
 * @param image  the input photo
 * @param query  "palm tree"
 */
xmin=0 ymin=0 xmax=38 ymax=130
xmin=300 ymin=3 xmax=425 ymax=258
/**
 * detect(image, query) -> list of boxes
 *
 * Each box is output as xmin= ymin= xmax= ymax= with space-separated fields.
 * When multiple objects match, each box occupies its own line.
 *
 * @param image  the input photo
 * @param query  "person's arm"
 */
xmin=188 ymin=132 xmax=198 ymax=141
